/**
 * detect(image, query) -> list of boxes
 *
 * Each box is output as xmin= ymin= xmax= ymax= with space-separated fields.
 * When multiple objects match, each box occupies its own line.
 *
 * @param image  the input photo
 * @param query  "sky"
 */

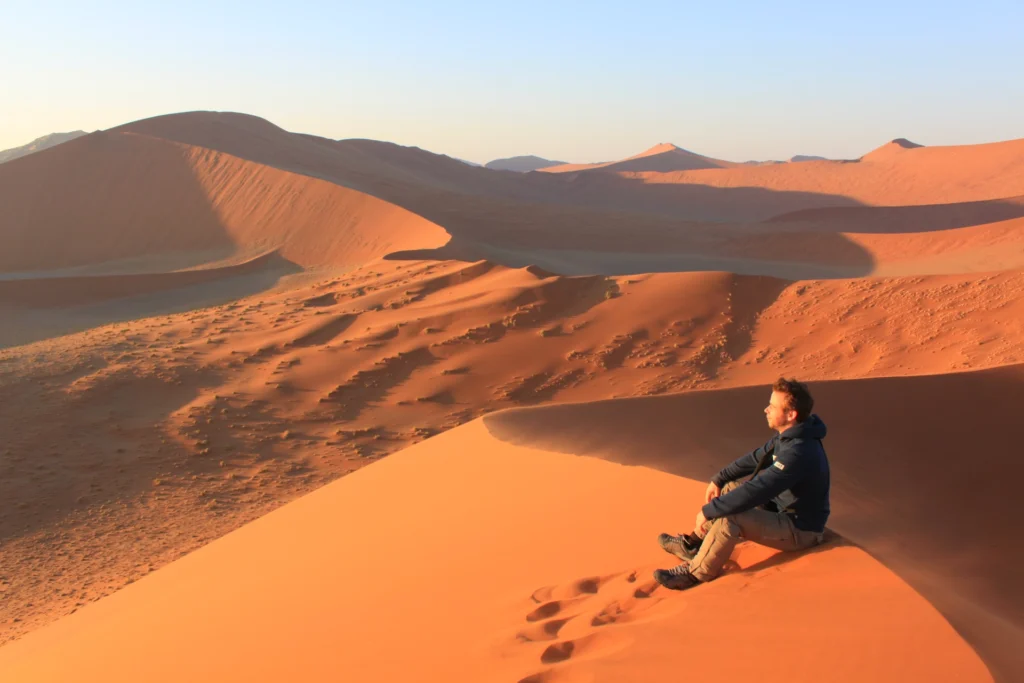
xmin=2 ymin=0 xmax=1023 ymax=164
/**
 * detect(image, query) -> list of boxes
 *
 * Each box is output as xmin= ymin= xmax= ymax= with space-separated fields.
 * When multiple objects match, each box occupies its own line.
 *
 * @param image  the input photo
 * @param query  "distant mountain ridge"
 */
xmin=0 ymin=131 xmax=88 ymax=164
xmin=485 ymin=155 xmax=566 ymax=172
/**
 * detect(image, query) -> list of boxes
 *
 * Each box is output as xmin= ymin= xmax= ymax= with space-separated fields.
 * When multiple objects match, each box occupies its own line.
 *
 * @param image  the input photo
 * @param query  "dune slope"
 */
xmin=0 ymin=416 xmax=992 ymax=683
xmin=0 ymin=129 xmax=449 ymax=273
xmin=486 ymin=366 xmax=1024 ymax=682
xmin=4 ymin=258 xmax=1024 ymax=645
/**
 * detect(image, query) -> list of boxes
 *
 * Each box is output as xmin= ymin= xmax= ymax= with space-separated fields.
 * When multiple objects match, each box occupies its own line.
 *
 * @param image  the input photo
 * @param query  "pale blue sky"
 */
xmin=3 ymin=0 xmax=1022 ymax=163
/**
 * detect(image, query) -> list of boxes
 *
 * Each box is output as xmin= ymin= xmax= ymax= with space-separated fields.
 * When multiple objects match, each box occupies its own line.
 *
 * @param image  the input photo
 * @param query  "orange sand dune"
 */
xmin=4 ymin=257 xmax=1024 ymax=647
xmin=542 ymin=142 xmax=734 ymax=174
xmin=0 ymin=251 xmax=298 ymax=308
xmin=117 ymin=113 xmax=865 ymax=224
xmin=0 ymin=129 xmax=449 ymax=273
xmin=104 ymin=113 xmax=1024 ymax=249
xmin=635 ymin=137 xmax=1024 ymax=206
xmin=21 ymin=114 xmax=1019 ymax=286
xmin=694 ymin=215 xmax=1024 ymax=275
xmin=0 ymin=412 xmax=993 ymax=683
xmin=115 ymin=112 xmax=517 ymax=198
xmin=115 ymin=113 xmax=863 ymax=224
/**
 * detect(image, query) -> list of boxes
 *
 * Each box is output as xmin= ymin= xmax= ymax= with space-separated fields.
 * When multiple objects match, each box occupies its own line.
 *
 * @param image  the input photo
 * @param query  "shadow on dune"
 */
xmin=0 ymin=254 xmax=301 ymax=349
xmin=766 ymin=195 xmax=1024 ymax=233
xmin=483 ymin=365 xmax=1024 ymax=683
xmin=537 ymin=170 xmax=864 ymax=222
xmin=0 ymin=251 xmax=299 ymax=309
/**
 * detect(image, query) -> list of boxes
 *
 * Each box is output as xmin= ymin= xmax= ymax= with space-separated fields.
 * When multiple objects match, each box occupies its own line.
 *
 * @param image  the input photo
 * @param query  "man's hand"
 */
xmin=695 ymin=509 xmax=708 ymax=532
xmin=704 ymin=481 xmax=721 ymax=503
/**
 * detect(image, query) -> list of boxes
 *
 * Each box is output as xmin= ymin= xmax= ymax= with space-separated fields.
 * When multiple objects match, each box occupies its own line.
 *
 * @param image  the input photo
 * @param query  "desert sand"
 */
xmin=1 ymin=112 xmax=1022 ymax=681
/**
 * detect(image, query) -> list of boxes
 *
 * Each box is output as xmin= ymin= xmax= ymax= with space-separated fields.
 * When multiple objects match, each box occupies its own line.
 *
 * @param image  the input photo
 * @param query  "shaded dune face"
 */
xmin=0 ymin=252 xmax=299 ymax=308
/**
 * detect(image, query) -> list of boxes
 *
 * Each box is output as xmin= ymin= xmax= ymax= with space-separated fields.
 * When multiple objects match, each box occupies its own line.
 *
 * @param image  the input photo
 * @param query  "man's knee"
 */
xmin=709 ymin=514 xmax=741 ymax=539
xmin=721 ymin=480 xmax=743 ymax=494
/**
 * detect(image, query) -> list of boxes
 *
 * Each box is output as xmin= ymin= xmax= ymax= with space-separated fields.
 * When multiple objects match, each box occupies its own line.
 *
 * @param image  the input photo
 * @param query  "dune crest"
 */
xmin=542 ymin=142 xmax=732 ymax=174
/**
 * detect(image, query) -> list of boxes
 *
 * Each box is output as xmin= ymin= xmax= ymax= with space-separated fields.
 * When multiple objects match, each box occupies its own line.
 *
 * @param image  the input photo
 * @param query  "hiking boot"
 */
xmin=657 ymin=532 xmax=701 ymax=561
xmin=653 ymin=563 xmax=702 ymax=591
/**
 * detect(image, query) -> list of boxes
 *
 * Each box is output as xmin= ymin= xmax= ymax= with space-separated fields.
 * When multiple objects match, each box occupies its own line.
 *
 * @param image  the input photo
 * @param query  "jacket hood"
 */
xmin=781 ymin=414 xmax=827 ymax=440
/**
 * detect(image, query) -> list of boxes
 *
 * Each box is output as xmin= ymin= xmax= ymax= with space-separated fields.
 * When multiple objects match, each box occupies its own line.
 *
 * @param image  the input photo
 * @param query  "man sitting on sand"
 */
xmin=654 ymin=378 xmax=831 ymax=590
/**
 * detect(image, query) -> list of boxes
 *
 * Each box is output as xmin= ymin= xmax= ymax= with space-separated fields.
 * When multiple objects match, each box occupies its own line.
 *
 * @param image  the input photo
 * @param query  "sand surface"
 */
xmin=0 ymin=417 xmax=995 ymax=683
xmin=2 ymin=111 xmax=1022 ymax=681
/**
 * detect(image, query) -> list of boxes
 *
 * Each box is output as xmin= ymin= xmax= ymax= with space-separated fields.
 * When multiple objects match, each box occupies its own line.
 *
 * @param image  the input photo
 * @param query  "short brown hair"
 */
xmin=773 ymin=377 xmax=814 ymax=422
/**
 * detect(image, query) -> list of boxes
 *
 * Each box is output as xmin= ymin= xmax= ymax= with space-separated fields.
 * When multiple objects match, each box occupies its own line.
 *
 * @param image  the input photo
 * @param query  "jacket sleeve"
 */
xmin=711 ymin=436 xmax=776 ymax=487
xmin=703 ymin=445 xmax=804 ymax=520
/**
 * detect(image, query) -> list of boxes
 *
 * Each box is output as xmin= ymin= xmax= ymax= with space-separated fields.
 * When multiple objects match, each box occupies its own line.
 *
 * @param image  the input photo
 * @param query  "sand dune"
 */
xmin=633 ymin=137 xmax=1024 ymax=207
xmin=0 ymin=414 xmax=993 ymax=683
xmin=542 ymin=143 xmax=733 ymax=174
xmin=0 ymin=128 xmax=449 ymax=273
xmin=102 ymin=113 xmax=1024 ymax=257
xmin=4 ymin=256 xmax=1024 ymax=650
xmin=486 ymin=365 xmax=1024 ymax=681
xmin=15 ymin=112 xmax=1016 ymax=284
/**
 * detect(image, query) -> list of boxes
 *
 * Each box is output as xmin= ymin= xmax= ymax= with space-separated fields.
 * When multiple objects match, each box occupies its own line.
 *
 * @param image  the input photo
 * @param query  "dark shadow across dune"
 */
xmin=766 ymin=195 xmax=1024 ymax=233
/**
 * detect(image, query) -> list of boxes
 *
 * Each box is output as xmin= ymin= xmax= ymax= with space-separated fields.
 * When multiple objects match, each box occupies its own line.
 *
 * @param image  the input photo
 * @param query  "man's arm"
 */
xmin=711 ymin=436 xmax=776 ymax=487
xmin=702 ymin=448 xmax=804 ymax=520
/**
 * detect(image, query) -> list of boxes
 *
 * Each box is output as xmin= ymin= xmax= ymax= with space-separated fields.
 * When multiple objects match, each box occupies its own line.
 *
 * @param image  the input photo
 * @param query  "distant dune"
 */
xmin=0 ymin=130 xmax=87 ymax=164
xmin=542 ymin=143 xmax=733 ymax=173
xmin=484 ymin=155 xmax=567 ymax=172
xmin=631 ymin=136 xmax=1024 ymax=207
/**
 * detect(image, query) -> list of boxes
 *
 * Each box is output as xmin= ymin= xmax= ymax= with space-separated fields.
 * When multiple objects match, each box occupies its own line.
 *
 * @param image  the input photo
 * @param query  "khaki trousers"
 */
xmin=689 ymin=480 xmax=825 ymax=582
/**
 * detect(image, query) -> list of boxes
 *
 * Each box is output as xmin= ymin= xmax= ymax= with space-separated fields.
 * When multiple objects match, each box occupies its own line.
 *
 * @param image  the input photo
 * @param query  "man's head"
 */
xmin=764 ymin=377 xmax=814 ymax=433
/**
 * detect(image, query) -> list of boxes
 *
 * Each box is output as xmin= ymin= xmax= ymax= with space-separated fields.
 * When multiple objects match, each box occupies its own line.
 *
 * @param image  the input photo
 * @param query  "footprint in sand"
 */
xmin=514 ymin=570 xmax=667 ymax=681
xmin=525 ymin=597 xmax=588 ymax=622
xmin=516 ymin=616 xmax=573 ymax=643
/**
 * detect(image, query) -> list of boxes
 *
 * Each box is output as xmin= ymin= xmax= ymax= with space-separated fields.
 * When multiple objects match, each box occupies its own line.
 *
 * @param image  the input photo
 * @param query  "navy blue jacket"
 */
xmin=701 ymin=415 xmax=831 ymax=532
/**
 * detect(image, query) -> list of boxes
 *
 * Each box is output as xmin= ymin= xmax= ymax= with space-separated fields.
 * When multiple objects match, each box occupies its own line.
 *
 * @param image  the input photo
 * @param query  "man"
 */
xmin=654 ymin=378 xmax=831 ymax=590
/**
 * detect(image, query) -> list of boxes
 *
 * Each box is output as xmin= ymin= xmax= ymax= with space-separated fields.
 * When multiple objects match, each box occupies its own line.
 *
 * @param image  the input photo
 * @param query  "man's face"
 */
xmin=764 ymin=390 xmax=795 ymax=432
